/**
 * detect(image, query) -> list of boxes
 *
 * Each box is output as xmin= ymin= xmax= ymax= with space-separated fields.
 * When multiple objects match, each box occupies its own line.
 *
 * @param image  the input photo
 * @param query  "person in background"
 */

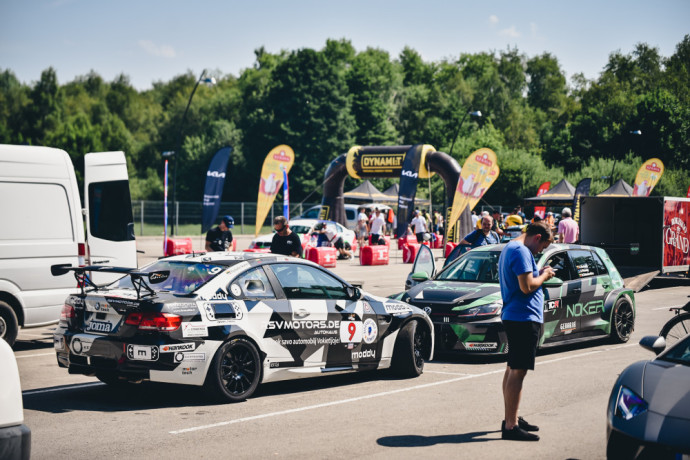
xmin=270 ymin=216 xmax=302 ymax=257
xmin=504 ymin=208 xmax=524 ymax=227
xmin=356 ymin=207 xmax=368 ymax=249
xmin=491 ymin=209 xmax=505 ymax=238
xmin=369 ymin=208 xmax=387 ymax=245
xmin=557 ymin=207 xmax=579 ymax=243
xmin=461 ymin=216 xmax=500 ymax=249
xmin=315 ymin=222 xmax=352 ymax=259
xmin=498 ymin=221 xmax=555 ymax=441
xmin=476 ymin=211 xmax=490 ymax=229
xmin=471 ymin=210 xmax=480 ymax=228
xmin=544 ymin=212 xmax=555 ymax=233
xmin=410 ymin=210 xmax=428 ymax=243
xmin=205 ymin=215 xmax=233 ymax=252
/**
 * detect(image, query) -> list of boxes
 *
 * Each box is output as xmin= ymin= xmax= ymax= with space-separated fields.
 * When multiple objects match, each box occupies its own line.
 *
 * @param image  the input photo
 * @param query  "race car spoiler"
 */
xmin=50 ymin=264 xmax=170 ymax=299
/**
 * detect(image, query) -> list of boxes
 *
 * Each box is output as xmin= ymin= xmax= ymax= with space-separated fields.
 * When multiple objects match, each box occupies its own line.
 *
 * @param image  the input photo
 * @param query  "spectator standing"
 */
xmin=205 ymin=215 xmax=234 ymax=252
xmin=544 ymin=212 xmax=556 ymax=233
xmin=270 ymin=216 xmax=303 ymax=257
xmin=491 ymin=209 xmax=505 ymax=238
xmin=369 ymin=208 xmax=386 ymax=245
xmin=471 ymin=211 xmax=480 ymax=228
xmin=356 ymin=207 xmax=368 ymax=249
xmin=476 ymin=211 xmax=490 ymax=229
xmin=460 ymin=216 xmax=500 ymax=249
xmin=410 ymin=210 xmax=428 ymax=243
xmin=557 ymin=207 xmax=579 ymax=243
xmin=498 ymin=222 xmax=555 ymax=441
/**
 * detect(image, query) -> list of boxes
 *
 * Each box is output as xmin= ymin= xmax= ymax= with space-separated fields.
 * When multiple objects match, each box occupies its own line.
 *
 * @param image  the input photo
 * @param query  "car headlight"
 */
xmin=457 ymin=302 xmax=502 ymax=317
xmin=615 ymin=386 xmax=648 ymax=420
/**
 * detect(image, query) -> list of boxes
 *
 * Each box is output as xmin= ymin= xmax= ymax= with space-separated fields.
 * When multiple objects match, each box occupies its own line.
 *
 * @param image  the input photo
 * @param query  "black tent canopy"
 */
xmin=598 ymin=179 xmax=633 ymax=197
xmin=524 ymin=179 xmax=575 ymax=206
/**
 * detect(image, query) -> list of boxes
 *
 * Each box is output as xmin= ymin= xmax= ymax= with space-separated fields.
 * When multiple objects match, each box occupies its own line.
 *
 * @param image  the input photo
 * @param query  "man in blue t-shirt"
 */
xmin=460 ymin=216 xmax=500 ymax=249
xmin=498 ymin=221 xmax=555 ymax=441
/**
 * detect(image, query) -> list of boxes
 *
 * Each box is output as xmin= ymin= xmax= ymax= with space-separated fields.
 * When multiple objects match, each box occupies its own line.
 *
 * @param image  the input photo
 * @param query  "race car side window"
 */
xmin=271 ymin=263 xmax=348 ymax=300
xmin=542 ymin=252 xmax=575 ymax=281
xmin=233 ymin=267 xmax=275 ymax=299
xmin=589 ymin=251 xmax=608 ymax=276
xmin=567 ymin=250 xmax=598 ymax=279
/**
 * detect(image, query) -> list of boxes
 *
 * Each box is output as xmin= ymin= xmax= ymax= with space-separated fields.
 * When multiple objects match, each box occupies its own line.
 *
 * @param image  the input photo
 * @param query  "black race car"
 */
xmin=395 ymin=243 xmax=635 ymax=355
xmin=52 ymin=253 xmax=433 ymax=402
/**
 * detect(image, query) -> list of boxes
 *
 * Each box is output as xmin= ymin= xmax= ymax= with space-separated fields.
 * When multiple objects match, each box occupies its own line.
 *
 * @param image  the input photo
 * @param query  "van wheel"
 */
xmin=0 ymin=301 xmax=19 ymax=347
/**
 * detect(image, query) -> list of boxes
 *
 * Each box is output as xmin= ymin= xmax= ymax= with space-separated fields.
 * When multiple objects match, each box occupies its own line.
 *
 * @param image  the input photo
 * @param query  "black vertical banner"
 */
xmin=572 ymin=178 xmax=591 ymax=224
xmin=396 ymin=144 xmax=423 ymax=237
xmin=201 ymin=146 xmax=232 ymax=233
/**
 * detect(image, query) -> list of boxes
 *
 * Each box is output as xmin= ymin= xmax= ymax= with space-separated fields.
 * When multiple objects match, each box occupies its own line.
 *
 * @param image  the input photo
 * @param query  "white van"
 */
xmin=0 ymin=145 xmax=137 ymax=346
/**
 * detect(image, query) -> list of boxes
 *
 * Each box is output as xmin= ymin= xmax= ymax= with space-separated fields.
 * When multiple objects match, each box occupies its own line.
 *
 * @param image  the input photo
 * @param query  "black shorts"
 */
xmin=503 ymin=320 xmax=541 ymax=370
xmin=333 ymin=237 xmax=344 ymax=250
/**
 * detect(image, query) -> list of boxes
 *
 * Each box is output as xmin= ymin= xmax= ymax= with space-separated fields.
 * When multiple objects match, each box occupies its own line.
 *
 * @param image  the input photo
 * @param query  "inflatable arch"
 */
xmin=318 ymin=144 xmax=472 ymax=243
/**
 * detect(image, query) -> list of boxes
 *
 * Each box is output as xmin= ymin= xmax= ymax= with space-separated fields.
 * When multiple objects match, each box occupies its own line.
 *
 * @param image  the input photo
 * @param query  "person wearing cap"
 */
xmin=270 ymin=216 xmax=302 ymax=257
xmin=205 ymin=215 xmax=234 ymax=251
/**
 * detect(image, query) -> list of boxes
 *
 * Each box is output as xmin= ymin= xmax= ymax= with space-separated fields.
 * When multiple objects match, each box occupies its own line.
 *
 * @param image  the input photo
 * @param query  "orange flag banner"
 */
xmin=255 ymin=145 xmax=295 ymax=236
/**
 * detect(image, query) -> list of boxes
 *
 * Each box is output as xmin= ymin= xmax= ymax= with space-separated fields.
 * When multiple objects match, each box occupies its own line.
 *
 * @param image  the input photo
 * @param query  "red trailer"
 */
xmin=580 ymin=196 xmax=690 ymax=290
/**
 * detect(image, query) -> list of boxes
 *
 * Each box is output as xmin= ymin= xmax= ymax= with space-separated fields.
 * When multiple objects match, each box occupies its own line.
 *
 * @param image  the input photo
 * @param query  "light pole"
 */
xmin=170 ymin=69 xmax=216 ymax=235
xmin=448 ymin=109 xmax=482 ymax=157
xmin=609 ymin=129 xmax=642 ymax=186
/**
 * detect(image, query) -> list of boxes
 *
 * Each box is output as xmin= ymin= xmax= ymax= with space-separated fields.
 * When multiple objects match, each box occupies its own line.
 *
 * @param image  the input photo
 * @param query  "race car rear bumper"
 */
xmin=433 ymin=317 xmax=508 ymax=354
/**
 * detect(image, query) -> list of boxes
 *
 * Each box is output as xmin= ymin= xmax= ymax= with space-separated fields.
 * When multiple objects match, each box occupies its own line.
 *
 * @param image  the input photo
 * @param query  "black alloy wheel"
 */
xmin=611 ymin=299 xmax=634 ymax=343
xmin=206 ymin=338 xmax=261 ymax=402
xmin=392 ymin=320 xmax=426 ymax=377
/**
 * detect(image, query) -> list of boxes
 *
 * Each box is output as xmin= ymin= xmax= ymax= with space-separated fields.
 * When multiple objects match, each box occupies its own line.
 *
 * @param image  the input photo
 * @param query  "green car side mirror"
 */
xmin=410 ymin=271 xmax=430 ymax=282
xmin=543 ymin=277 xmax=563 ymax=287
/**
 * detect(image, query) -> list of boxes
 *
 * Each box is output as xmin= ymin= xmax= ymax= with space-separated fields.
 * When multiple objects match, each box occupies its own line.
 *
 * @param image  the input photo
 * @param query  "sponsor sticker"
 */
xmin=181 ymin=366 xmax=198 ymax=375
xmin=85 ymin=300 xmax=110 ymax=313
xmin=174 ymin=352 xmax=206 ymax=363
xmin=362 ymin=318 xmax=378 ymax=344
xmin=363 ymin=301 xmax=374 ymax=314
xmin=208 ymin=289 xmax=227 ymax=300
xmin=560 ymin=321 xmax=576 ymax=333
xmin=70 ymin=336 xmax=94 ymax=355
xmin=384 ymin=303 xmax=413 ymax=315
xmin=160 ymin=343 xmax=196 ymax=353
xmin=465 ymin=342 xmax=498 ymax=351
xmin=339 ymin=321 xmax=363 ymax=343
xmin=127 ymin=344 xmax=159 ymax=361
xmin=230 ymin=284 xmax=242 ymax=297
xmin=166 ymin=303 xmax=199 ymax=314
xmin=351 ymin=349 xmax=376 ymax=360
xmin=182 ymin=322 xmax=208 ymax=338
xmin=544 ymin=299 xmax=561 ymax=312
xmin=53 ymin=336 xmax=64 ymax=351
xmin=85 ymin=320 xmax=112 ymax=333
xmin=106 ymin=297 xmax=139 ymax=308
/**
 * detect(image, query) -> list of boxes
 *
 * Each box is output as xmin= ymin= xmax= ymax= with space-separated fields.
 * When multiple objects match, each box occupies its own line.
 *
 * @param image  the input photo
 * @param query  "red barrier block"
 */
xmin=232 ymin=239 xmax=237 ymax=251
xmin=305 ymin=246 xmax=338 ymax=268
xmin=402 ymin=243 xmax=421 ymax=263
xmin=431 ymin=234 xmax=444 ymax=249
xmin=243 ymin=248 xmax=271 ymax=253
xmin=165 ymin=238 xmax=193 ymax=257
xmin=397 ymin=235 xmax=417 ymax=250
xmin=444 ymin=242 xmax=458 ymax=258
xmin=360 ymin=245 xmax=390 ymax=266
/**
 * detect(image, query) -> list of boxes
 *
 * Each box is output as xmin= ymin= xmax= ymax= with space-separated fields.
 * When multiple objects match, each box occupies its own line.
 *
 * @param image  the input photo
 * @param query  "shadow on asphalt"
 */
xmin=377 ymin=430 xmax=501 ymax=447
xmin=22 ymin=370 xmax=412 ymax=414
xmin=13 ymin=338 xmax=55 ymax=352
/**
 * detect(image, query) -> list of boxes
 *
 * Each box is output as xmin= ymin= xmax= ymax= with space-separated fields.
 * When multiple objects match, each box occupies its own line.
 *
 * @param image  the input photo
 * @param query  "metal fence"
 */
xmin=131 ymin=201 xmax=322 ymax=235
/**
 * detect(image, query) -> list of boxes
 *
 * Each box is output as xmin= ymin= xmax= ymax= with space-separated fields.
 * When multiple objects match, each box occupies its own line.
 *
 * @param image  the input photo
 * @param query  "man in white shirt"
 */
xmin=410 ymin=210 xmax=428 ymax=243
xmin=356 ymin=207 xmax=369 ymax=249
xmin=369 ymin=208 xmax=386 ymax=245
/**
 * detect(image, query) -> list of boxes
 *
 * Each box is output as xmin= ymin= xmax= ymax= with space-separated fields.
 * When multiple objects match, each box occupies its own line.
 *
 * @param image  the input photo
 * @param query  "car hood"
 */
xmin=643 ymin=360 xmax=690 ymax=419
xmin=403 ymin=280 xmax=501 ymax=310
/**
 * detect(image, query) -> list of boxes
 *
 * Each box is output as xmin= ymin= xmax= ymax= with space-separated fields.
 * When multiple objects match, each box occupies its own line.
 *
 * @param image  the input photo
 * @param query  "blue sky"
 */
xmin=1 ymin=0 xmax=688 ymax=90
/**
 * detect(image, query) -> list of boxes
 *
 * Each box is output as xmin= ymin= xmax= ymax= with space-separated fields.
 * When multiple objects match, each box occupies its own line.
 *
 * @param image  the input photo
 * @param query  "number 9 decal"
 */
xmin=339 ymin=321 xmax=363 ymax=343
xmin=208 ymin=267 xmax=222 ymax=275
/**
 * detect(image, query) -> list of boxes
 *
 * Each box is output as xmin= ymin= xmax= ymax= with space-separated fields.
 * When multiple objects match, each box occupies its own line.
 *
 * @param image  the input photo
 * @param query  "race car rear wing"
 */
xmin=51 ymin=264 xmax=170 ymax=299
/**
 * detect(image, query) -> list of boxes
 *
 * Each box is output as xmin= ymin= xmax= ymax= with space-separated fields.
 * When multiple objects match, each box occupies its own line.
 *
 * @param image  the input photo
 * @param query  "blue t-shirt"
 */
xmin=465 ymin=229 xmax=500 ymax=248
xmin=499 ymin=241 xmax=543 ymax=323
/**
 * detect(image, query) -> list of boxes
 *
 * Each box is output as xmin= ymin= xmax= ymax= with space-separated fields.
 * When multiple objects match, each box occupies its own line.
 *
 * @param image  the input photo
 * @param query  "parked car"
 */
xmin=51 ymin=252 xmax=434 ymax=402
xmin=0 ymin=338 xmax=31 ymax=459
xmin=0 ymin=145 xmax=136 ymax=347
xmin=247 ymin=219 xmax=356 ymax=251
xmin=394 ymin=243 xmax=635 ymax=355
xmin=301 ymin=203 xmax=393 ymax=230
xmin=606 ymin=334 xmax=690 ymax=458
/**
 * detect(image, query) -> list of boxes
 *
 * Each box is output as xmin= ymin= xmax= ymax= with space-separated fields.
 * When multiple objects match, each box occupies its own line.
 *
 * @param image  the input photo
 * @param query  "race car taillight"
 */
xmin=60 ymin=304 xmax=76 ymax=320
xmin=125 ymin=312 xmax=182 ymax=331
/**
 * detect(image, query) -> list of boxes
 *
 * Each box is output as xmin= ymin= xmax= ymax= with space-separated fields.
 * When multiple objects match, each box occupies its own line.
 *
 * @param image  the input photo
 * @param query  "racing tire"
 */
xmin=205 ymin=337 xmax=261 ymax=403
xmin=391 ymin=320 xmax=425 ymax=378
xmin=0 ymin=301 xmax=19 ymax=347
xmin=659 ymin=312 xmax=690 ymax=349
xmin=610 ymin=298 xmax=634 ymax=343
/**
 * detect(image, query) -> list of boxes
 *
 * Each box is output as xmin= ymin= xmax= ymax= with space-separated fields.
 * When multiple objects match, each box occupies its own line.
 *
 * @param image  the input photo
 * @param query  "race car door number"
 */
xmin=127 ymin=345 xmax=159 ymax=361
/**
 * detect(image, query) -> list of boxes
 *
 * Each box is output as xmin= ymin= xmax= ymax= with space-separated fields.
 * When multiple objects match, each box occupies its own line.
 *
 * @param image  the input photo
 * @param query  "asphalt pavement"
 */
xmin=14 ymin=235 xmax=690 ymax=459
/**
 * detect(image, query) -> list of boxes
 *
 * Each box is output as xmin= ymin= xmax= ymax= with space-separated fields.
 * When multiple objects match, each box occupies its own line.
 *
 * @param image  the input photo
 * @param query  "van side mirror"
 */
xmin=639 ymin=335 xmax=666 ymax=355
xmin=543 ymin=277 xmax=563 ymax=287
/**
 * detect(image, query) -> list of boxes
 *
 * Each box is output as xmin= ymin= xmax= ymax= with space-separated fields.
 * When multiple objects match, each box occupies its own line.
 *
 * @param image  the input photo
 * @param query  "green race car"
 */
xmin=395 ymin=243 xmax=635 ymax=355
